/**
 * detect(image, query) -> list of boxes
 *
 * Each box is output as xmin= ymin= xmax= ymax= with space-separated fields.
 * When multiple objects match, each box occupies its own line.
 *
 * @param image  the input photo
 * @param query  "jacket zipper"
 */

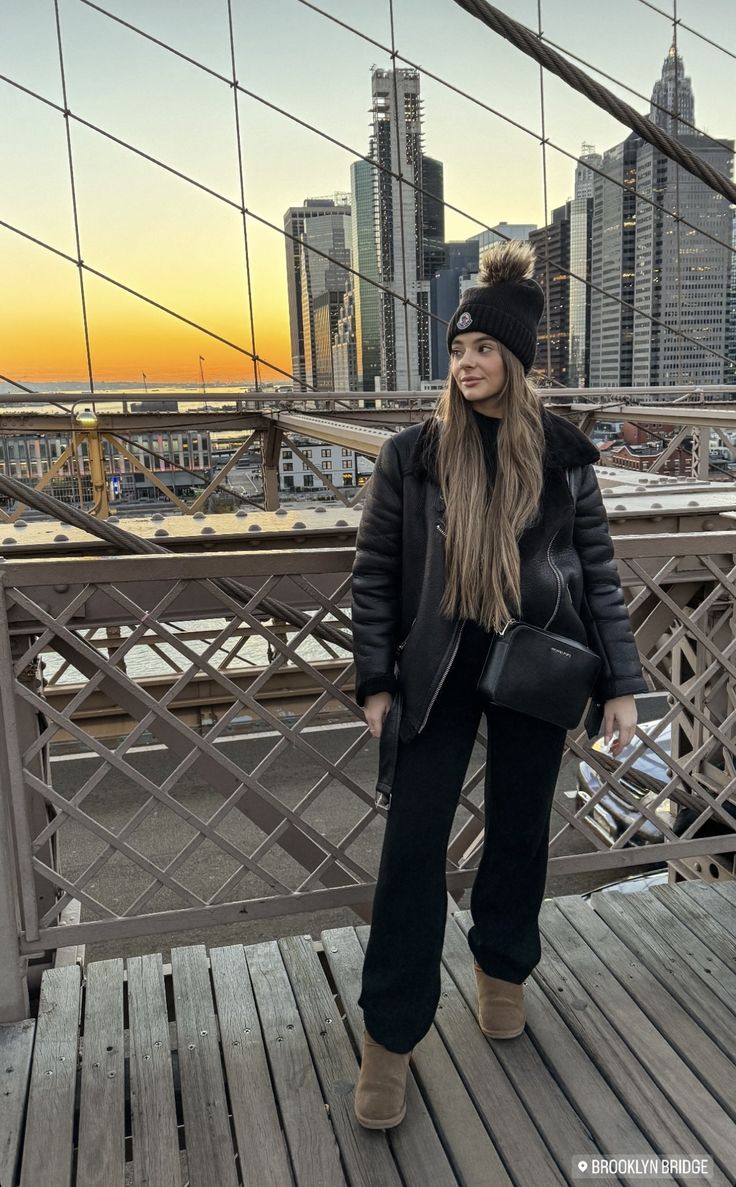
xmin=416 ymin=619 xmax=465 ymax=734
xmin=543 ymin=528 xmax=564 ymax=631
xmin=397 ymin=616 xmax=417 ymax=655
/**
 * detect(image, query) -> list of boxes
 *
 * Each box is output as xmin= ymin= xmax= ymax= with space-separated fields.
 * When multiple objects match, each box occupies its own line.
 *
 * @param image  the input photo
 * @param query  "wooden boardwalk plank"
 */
xmin=676 ymin=880 xmax=736 ymax=942
xmin=457 ymin=912 xmax=668 ymax=1187
xmin=76 ymin=959 xmax=125 ymax=1187
xmin=710 ymin=881 xmax=736 ymax=906
xmin=556 ymin=895 xmax=736 ymax=1121
xmin=20 ymin=965 xmax=80 ymax=1187
xmin=445 ymin=913 xmax=607 ymax=1187
xmin=170 ymin=945 xmax=239 ymax=1187
xmin=127 ymin=953 xmax=182 ymax=1187
xmin=245 ymin=940 xmax=347 ymax=1187
xmin=0 ymin=1019 xmax=35 ymax=1187
xmin=595 ymin=888 xmax=736 ymax=1016
xmin=209 ymin=943 xmax=294 ymax=1187
xmin=590 ymin=890 xmax=735 ymax=1062
xmin=539 ymin=898 xmax=734 ymax=1185
xmin=321 ymin=925 xmax=461 ymax=1187
xmin=280 ymin=933 xmax=403 ymax=1187
xmin=649 ymin=884 xmax=736 ymax=991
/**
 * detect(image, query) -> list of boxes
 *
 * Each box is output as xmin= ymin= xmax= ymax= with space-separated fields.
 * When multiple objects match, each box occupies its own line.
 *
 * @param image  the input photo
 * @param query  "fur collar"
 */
xmin=408 ymin=405 xmax=600 ymax=482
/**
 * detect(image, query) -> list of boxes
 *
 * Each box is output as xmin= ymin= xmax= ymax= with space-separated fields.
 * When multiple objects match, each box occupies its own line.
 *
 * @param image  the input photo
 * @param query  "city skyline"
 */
xmin=2 ymin=0 xmax=734 ymax=386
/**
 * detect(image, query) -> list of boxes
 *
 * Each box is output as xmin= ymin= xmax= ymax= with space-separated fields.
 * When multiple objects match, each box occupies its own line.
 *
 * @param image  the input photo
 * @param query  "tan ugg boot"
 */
xmin=354 ymin=1029 xmax=413 ymax=1129
xmin=474 ymin=960 xmax=526 ymax=1038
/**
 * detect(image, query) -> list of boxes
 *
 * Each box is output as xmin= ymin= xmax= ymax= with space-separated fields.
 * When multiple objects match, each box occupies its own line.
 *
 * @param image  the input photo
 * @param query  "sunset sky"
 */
xmin=1 ymin=0 xmax=733 ymax=389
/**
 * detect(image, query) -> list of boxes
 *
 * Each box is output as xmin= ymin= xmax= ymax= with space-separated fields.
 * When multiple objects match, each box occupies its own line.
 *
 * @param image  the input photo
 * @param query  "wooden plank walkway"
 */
xmin=2 ymin=881 xmax=735 ymax=1186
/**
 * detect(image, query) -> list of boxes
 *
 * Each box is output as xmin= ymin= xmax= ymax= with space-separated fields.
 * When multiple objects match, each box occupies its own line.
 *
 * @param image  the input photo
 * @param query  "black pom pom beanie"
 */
xmin=446 ymin=241 xmax=545 ymax=373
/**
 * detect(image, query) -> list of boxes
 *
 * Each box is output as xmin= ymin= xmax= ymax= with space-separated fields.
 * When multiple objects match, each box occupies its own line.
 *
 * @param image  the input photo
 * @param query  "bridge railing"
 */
xmin=0 ymin=530 xmax=734 ymax=1020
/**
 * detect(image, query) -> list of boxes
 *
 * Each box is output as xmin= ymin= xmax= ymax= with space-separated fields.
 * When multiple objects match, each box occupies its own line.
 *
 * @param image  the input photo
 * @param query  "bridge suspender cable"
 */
xmin=450 ymin=0 xmax=736 ymax=206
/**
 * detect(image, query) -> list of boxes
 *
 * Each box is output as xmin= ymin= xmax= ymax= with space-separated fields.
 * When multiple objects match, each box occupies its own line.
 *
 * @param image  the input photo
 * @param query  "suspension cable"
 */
xmin=293 ymin=1 xmax=734 ymax=258
xmin=70 ymin=0 xmax=736 ymax=261
xmin=226 ymin=0 xmax=260 ymax=392
xmin=537 ymin=0 xmax=553 ymax=383
xmin=388 ymin=0 xmax=413 ymax=392
xmin=5 ymin=0 xmax=734 ymax=385
xmin=3 ymin=78 xmax=733 ymax=376
xmin=449 ymin=0 xmax=736 ymax=203
xmin=538 ymin=34 xmax=728 ymax=153
xmin=0 ymin=217 xmax=317 ymax=391
xmin=632 ymin=0 xmax=736 ymax=63
xmin=53 ymin=0 xmax=95 ymax=405
xmin=673 ymin=0 xmax=683 ymax=384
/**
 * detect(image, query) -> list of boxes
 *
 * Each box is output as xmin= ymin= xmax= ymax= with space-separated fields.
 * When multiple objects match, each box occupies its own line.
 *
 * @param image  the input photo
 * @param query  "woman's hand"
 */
xmin=602 ymin=694 xmax=637 ymax=756
xmin=364 ymin=691 xmax=394 ymax=738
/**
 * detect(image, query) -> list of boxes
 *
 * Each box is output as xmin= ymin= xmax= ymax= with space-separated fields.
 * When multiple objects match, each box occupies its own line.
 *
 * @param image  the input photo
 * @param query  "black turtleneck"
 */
xmin=471 ymin=407 xmax=501 ymax=485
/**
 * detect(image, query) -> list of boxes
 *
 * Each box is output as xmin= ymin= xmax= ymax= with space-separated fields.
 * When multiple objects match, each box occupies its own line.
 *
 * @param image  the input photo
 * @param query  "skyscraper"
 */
xmin=568 ymin=148 xmax=600 ymax=387
xmin=371 ymin=68 xmax=437 ymax=390
xmin=632 ymin=48 xmax=733 ymax=385
xmin=588 ymin=47 xmax=733 ymax=388
xmin=429 ymin=239 xmax=479 ymax=380
xmin=350 ymin=159 xmax=382 ymax=392
xmin=530 ymin=205 xmax=571 ymax=384
xmin=332 ymin=284 xmax=359 ymax=391
xmin=588 ymin=135 xmax=638 ymax=387
xmin=284 ymin=197 xmax=351 ymax=390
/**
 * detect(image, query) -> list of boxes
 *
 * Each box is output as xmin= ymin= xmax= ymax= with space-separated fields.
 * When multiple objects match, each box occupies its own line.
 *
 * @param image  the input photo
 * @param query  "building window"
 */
xmin=283 ymin=450 xmax=292 ymax=459
xmin=283 ymin=463 xmax=293 ymax=472
xmin=342 ymin=448 xmax=351 ymax=456
xmin=303 ymin=474 xmax=314 ymax=487
xmin=342 ymin=471 xmax=353 ymax=483
xmin=321 ymin=448 xmax=330 ymax=457
xmin=284 ymin=475 xmax=294 ymax=489
xmin=321 ymin=460 xmax=331 ymax=471
xmin=303 ymin=449 xmax=312 ymax=458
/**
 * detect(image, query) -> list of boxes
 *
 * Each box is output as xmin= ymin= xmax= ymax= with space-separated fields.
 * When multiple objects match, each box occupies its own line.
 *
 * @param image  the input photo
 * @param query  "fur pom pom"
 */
xmin=478 ymin=239 xmax=536 ymax=286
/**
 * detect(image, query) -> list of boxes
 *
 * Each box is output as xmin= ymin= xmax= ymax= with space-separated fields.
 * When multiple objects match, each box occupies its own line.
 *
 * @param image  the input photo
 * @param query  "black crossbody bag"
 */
xmin=476 ymin=466 xmax=602 ymax=731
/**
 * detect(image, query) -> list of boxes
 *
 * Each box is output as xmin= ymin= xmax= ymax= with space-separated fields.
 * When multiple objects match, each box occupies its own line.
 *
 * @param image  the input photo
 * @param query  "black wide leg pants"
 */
xmin=358 ymin=620 xmax=569 ymax=1054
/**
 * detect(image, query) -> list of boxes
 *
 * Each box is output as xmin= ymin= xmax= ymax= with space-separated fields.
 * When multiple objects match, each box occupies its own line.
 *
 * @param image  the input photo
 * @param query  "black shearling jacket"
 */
xmin=350 ymin=406 xmax=648 ymax=802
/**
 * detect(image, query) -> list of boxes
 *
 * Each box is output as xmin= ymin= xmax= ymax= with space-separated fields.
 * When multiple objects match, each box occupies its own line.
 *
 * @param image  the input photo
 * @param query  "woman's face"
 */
xmin=449 ymin=332 xmax=506 ymax=416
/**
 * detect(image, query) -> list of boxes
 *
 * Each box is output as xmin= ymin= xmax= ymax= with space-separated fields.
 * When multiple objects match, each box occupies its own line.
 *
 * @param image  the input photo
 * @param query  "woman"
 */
xmin=350 ymin=240 xmax=648 ymax=1129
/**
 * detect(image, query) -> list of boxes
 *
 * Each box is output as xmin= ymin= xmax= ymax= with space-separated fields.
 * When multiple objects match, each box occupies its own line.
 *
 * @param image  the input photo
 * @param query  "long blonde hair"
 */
xmin=428 ymin=346 xmax=546 ymax=632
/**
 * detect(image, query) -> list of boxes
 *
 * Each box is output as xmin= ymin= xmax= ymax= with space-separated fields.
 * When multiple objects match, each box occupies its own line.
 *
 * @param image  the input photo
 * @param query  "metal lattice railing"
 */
xmin=0 ymin=535 xmax=733 ymax=969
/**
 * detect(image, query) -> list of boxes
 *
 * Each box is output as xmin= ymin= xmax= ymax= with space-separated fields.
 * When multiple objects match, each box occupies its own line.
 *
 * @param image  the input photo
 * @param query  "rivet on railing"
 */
xmin=154 ymin=529 xmax=169 ymax=537
xmin=54 ymin=534 xmax=69 ymax=542
xmin=292 ymin=521 xmax=306 ymax=529
xmin=248 ymin=523 xmax=262 ymax=531
xmin=2 ymin=538 xmax=16 ymax=545
xmin=201 ymin=526 xmax=215 ymax=534
xmin=193 ymin=512 xmax=206 ymax=520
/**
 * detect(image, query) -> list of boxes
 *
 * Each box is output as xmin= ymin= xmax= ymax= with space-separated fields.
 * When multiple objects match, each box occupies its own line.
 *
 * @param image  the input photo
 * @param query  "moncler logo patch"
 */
xmin=457 ymin=311 xmax=472 ymax=330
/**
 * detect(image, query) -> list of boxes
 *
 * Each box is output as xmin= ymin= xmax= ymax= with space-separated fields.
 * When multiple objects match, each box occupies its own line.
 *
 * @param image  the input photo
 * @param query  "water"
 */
xmin=41 ymin=611 xmax=353 ymax=686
